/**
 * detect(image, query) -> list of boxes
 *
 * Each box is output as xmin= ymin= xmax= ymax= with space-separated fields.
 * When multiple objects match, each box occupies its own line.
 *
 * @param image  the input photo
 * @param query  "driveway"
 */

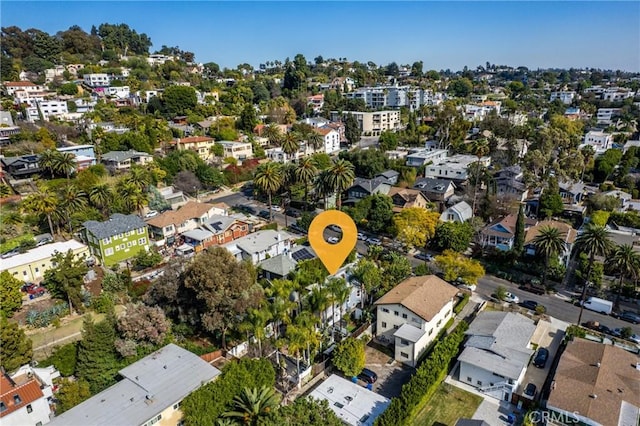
xmin=363 ymin=343 xmax=414 ymax=399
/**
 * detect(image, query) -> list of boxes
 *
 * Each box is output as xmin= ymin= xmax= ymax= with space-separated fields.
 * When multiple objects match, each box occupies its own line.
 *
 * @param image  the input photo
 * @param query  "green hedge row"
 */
xmin=454 ymin=293 xmax=470 ymax=314
xmin=375 ymin=321 xmax=469 ymax=426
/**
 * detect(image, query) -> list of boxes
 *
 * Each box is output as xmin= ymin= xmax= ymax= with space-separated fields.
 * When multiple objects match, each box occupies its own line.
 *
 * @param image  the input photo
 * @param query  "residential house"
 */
xmin=558 ymin=181 xmax=585 ymax=205
xmin=173 ymin=136 xmax=217 ymax=161
xmin=463 ymin=101 xmax=501 ymax=121
xmin=3 ymin=81 xmax=46 ymax=96
xmin=603 ymin=189 xmax=632 ymax=211
xmin=101 ymin=150 xmax=153 ymax=172
xmin=458 ymin=311 xmax=537 ymax=402
xmin=494 ymin=166 xmax=528 ymax=202
xmin=0 ymin=240 xmax=89 ymax=283
xmin=524 ymin=220 xmax=577 ymax=267
xmin=1 ymin=365 xmax=60 ymax=426
xmin=440 ymin=201 xmax=472 ymax=223
xmin=387 ymin=187 xmax=430 ymax=212
xmin=423 ymin=155 xmax=491 ymax=183
xmin=83 ymin=214 xmax=150 ymax=267
xmin=413 ymin=178 xmax=456 ymax=211
xmin=309 ymin=375 xmax=390 ymax=426
xmin=376 ymin=170 xmax=400 ymax=185
xmin=546 ymin=339 xmax=640 ymax=426
xmin=105 ymin=86 xmax=130 ymax=99
xmin=322 ymin=121 xmax=347 ymax=143
xmin=0 ymin=155 xmax=42 ymax=179
xmin=83 ymin=73 xmax=111 ymax=87
xmin=57 ymin=145 xmax=96 ymax=171
xmin=405 ymin=148 xmax=449 ymax=168
xmin=596 ymin=108 xmax=621 ymax=125
xmin=344 ymin=177 xmax=392 ymax=204
xmin=217 ymin=141 xmax=253 ymax=161
xmin=0 ymin=111 xmax=20 ymax=145
xmin=329 ymin=110 xmax=401 ymax=136
xmin=259 ymin=246 xmax=317 ymax=280
xmin=307 ymin=94 xmax=324 ymax=113
xmin=25 ymin=100 xmax=69 ymax=122
xmin=623 ymin=140 xmax=640 ymax=154
xmin=145 ymin=201 xmax=224 ymax=243
xmin=385 ymin=149 xmax=409 ymax=161
xmin=49 ymin=344 xmax=221 ymax=426
xmin=315 ymin=127 xmax=340 ymax=154
xmin=602 ymin=88 xmax=636 ymax=102
xmin=549 ymin=91 xmax=577 ymax=105
xmin=157 ymin=186 xmax=188 ymax=209
xmin=375 ymin=275 xmax=459 ymax=367
xmin=224 ymin=230 xmax=293 ymax=264
xmin=582 ymin=131 xmax=613 ymax=154
xmin=480 ymin=214 xmax=537 ymax=251
xmin=181 ymin=215 xmax=249 ymax=251
xmin=265 ymin=147 xmax=295 ymax=164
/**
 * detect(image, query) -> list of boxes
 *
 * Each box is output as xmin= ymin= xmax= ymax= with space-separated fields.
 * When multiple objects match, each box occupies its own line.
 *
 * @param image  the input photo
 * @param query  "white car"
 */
xmin=271 ymin=205 xmax=282 ymax=212
xmin=327 ymin=237 xmax=340 ymax=244
xmin=367 ymin=238 xmax=382 ymax=245
xmin=504 ymin=292 xmax=519 ymax=304
xmin=629 ymin=334 xmax=640 ymax=344
xmin=357 ymin=232 xmax=367 ymax=240
xmin=144 ymin=210 xmax=159 ymax=218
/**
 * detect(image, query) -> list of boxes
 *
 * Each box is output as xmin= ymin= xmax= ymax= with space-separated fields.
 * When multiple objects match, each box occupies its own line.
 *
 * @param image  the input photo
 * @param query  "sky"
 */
xmin=2 ymin=1 xmax=640 ymax=72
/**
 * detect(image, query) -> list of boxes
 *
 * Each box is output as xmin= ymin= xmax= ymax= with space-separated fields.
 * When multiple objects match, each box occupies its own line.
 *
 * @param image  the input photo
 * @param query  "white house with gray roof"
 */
xmin=101 ymin=150 xmax=153 ymax=172
xmin=49 ymin=344 xmax=220 ymax=426
xmin=223 ymin=230 xmax=293 ymax=264
xmin=458 ymin=311 xmax=536 ymax=401
xmin=440 ymin=201 xmax=472 ymax=223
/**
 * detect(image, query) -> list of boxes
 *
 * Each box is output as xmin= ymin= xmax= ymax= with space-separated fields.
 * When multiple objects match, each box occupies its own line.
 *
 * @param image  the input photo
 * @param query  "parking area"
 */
xmin=363 ymin=343 xmax=414 ymax=399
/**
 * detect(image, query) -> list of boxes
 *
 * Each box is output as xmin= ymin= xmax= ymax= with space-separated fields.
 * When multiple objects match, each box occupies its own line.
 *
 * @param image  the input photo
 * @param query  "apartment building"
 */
xmin=330 ymin=110 xmax=401 ymax=136
xmin=217 ymin=141 xmax=253 ymax=161
xmin=83 ymin=73 xmax=111 ymax=87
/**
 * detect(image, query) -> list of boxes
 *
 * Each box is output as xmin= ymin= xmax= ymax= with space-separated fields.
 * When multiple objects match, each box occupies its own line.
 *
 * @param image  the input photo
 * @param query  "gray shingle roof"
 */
xmin=350 ymin=177 xmax=391 ymax=195
xmin=393 ymin=323 xmax=426 ymax=343
xmin=259 ymin=253 xmax=297 ymax=277
xmin=84 ymin=214 xmax=147 ymax=239
xmin=413 ymin=178 xmax=454 ymax=193
xmin=102 ymin=150 xmax=151 ymax=163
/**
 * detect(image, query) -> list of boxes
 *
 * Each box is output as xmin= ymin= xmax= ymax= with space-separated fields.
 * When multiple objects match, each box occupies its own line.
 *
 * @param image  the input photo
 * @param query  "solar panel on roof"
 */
xmin=292 ymin=249 xmax=314 ymax=261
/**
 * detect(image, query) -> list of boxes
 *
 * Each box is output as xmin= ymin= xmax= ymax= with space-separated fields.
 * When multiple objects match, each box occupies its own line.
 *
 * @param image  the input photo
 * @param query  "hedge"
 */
xmin=374 ymin=321 xmax=469 ymax=426
xmin=454 ymin=293 xmax=470 ymax=314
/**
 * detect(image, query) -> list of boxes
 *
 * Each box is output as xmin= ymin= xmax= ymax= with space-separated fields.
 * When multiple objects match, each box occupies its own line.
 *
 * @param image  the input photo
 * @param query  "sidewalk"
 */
xmin=448 ymin=295 xmax=481 ymax=333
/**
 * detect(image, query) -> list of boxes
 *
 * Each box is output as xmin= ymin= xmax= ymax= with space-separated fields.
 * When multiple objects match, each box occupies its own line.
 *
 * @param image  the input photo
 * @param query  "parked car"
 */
xmin=329 ymin=225 xmax=342 ymax=232
xmin=27 ymin=286 xmax=46 ymax=298
xmin=1 ymin=249 xmax=20 ymax=259
xmin=620 ymin=311 xmax=640 ymax=324
xmin=258 ymin=210 xmax=271 ymax=219
xmin=288 ymin=224 xmax=306 ymax=234
xmin=357 ymin=232 xmax=367 ymax=241
xmin=519 ymin=282 xmax=545 ymax=295
xmin=21 ymin=283 xmax=36 ymax=293
xmin=584 ymin=321 xmax=612 ymax=335
xmin=458 ymin=283 xmax=477 ymax=292
xmin=504 ymin=292 xmax=519 ymax=304
xmin=533 ymin=347 xmax=549 ymax=368
xmin=520 ymin=300 xmax=539 ymax=311
xmin=628 ymin=334 xmax=640 ymax=344
xmin=285 ymin=208 xmax=301 ymax=218
xmin=238 ymin=205 xmax=257 ymax=215
xmin=357 ymin=368 xmax=378 ymax=384
xmin=327 ymin=237 xmax=340 ymax=244
xmin=523 ymin=383 xmax=537 ymax=399
xmin=144 ymin=210 xmax=159 ymax=218
xmin=415 ymin=252 xmax=434 ymax=261
xmin=271 ymin=205 xmax=282 ymax=212
xmin=367 ymin=237 xmax=382 ymax=245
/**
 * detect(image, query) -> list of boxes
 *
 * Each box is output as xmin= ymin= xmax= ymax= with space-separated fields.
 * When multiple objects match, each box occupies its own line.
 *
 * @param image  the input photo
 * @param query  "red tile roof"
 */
xmin=4 ymin=81 xmax=37 ymax=87
xmin=316 ymin=128 xmax=332 ymax=136
xmin=0 ymin=375 xmax=44 ymax=418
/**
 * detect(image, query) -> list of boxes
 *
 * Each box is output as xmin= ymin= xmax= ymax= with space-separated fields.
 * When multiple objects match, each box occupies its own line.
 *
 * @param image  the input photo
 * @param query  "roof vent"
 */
xmin=146 ymin=394 xmax=154 ymax=400
xmin=589 ymin=394 xmax=597 ymax=399
xmin=596 ymin=362 xmax=601 ymax=368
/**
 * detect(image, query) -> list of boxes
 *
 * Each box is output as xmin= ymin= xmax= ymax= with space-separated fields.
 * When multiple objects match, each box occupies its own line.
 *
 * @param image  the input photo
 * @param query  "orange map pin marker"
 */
xmin=308 ymin=210 xmax=357 ymax=275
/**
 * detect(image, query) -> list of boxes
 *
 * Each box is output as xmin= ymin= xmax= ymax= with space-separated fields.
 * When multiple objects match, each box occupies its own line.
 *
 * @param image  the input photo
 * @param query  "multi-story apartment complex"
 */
xmin=83 ymin=73 xmax=111 ymax=88
xmin=330 ymin=110 xmax=401 ymax=136
xmin=173 ymin=136 xmax=217 ymax=161
xmin=83 ymin=214 xmax=150 ymax=266
xmin=25 ymin=101 xmax=69 ymax=122
xmin=217 ymin=141 xmax=253 ymax=161
xmin=549 ymin=91 xmax=577 ymax=105
xmin=345 ymin=85 xmax=444 ymax=110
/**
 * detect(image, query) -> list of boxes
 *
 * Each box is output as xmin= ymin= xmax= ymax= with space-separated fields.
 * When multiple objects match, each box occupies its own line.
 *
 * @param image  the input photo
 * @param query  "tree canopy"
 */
xmin=332 ymin=337 xmax=366 ymax=378
xmin=393 ymin=208 xmax=440 ymax=249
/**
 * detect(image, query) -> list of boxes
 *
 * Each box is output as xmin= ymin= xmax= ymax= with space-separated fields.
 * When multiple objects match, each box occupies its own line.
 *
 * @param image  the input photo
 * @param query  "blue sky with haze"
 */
xmin=2 ymin=1 xmax=639 ymax=71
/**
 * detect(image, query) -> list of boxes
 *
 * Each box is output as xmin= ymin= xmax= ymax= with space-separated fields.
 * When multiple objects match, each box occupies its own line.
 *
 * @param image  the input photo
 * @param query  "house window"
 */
xmin=13 ymin=395 xmax=21 ymax=404
xmin=467 ymin=377 xmax=472 ymax=382
xmin=400 ymin=339 xmax=409 ymax=345
xmin=127 ymin=242 xmax=133 ymax=247
xmin=26 ymin=404 xmax=32 ymax=413
xmin=139 ymin=238 xmax=146 ymax=245
xmin=381 ymin=322 xmax=387 ymax=329
xmin=36 ymin=423 xmax=42 ymax=426
xmin=115 ymin=245 xmax=120 ymax=252
xmin=382 ymin=308 xmax=389 ymax=313
xmin=138 ymin=228 xmax=145 ymax=235
xmin=394 ymin=311 xmax=399 ymax=316
xmin=102 ymin=237 xmax=111 ymax=244
xmin=400 ymin=352 xmax=409 ymax=359
xmin=0 ymin=402 xmax=6 ymax=412
xmin=428 ymin=329 xmax=433 ymax=335
xmin=105 ymin=248 xmax=114 ymax=256
xmin=437 ymin=319 xmax=442 ymax=327
xmin=393 ymin=325 xmax=399 ymax=329
xmin=477 ymin=380 xmax=483 ymax=386
xmin=173 ymin=402 xmax=180 ymax=410
xmin=118 ymin=233 xmax=124 ymax=239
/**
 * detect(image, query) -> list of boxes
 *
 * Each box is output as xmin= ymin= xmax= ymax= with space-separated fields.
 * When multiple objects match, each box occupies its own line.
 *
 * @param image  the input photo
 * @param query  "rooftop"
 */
xmin=102 ymin=150 xmax=151 ymax=163
xmin=0 ymin=240 xmax=87 ymax=272
xmin=225 ymin=230 xmax=293 ymax=255
xmin=525 ymin=220 xmax=578 ymax=245
xmin=0 ymin=374 xmax=44 ymax=419
xmin=49 ymin=344 xmax=221 ymax=426
xmin=309 ymin=374 xmax=390 ymax=426
xmin=84 ymin=214 xmax=146 ymax=240
xmin=259 ymin=253 xmax=298 ymax=277
xmin=146 ymin=201 xmax=219 ymax=229
xmin=374 ymin=275 xmax=458 ymax=322
xmin=547 ymin=339 xmax=640 ymax=426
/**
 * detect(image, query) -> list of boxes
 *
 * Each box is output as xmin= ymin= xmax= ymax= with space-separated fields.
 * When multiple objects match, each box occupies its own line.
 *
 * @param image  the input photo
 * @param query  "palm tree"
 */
xmin=263 ymin=123 xmax=282 ymax=147
xmin=90 ymin=183 xmax=113 ymax=215
xmin=281 ymin=132 xmax=300 ymax=161
xmin=21 ymin=190 xmax=58 ymax=236
xmin=295 ymin=157 xmax=318 ymax=208
xmin=0 ymin=183 xmax=11 ymax=198
xmin=59 ymin=184 xmax=87 ymax=234
xmin=38 ymin=150 xmax=58 ymax=178
xmin=294 ymin=312 xmax=320 ymax=365
xmin=575 ymin=224 xmax=614 ymax=325
xmin=326 ymin=159 xmax=355 ymax=210
xmin=307 ymin=285 xmax=330 ymax=327
xmin=125 ymin=166 xmax=150 ymax=192
xmin=307 ymin=130 xmax=324 ymax=153
xmin=610 ymin=244 xmax=640 ymax=310
xmin=223 ymin=386 xmax=279 ymax=425
xmin=52 ymin=152 xmax=77 ymax=180
xmin=532 ymin=226 xmax=566 ymax=288
xmin=239 ymin=307 xmax=272 ymax=357
xmin=254 ymin=162 xmax=283 ymax=221
xmin=118 ymin=181 xmax=148 ymax=215
xmin=286 ymin=324 xmax=308 ymax=381
xmin=314 ymin=169 xmax=332 ymax=210
xmin=469 ymin=138 xmax=490 ymax=216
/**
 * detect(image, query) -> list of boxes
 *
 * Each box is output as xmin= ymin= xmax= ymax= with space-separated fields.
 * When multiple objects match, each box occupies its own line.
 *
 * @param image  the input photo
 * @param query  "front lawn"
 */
xmin=411 ymin=382 xmax=483 ymax=425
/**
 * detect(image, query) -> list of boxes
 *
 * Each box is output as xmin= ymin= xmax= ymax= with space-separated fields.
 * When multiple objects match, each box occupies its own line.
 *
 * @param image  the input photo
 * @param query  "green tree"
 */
xmin=378 ymin=130 xmax=399 ymax=151
xmin=393 ymin=208 xmax=440 ymax=249
xmin=575 ymin=225 xmax=614 ymax=325
xmin=610 ymin=244 xmax=640 ymax=309
xmin=223 ymin=386 xmax=280 ymax=425
xmin=432 ymin=221 xmax=474 ymax=253
xmin=21 ymin=188 xmax=58 ymax=236
xmin=539 ymin=177 xmax=564 ymax=219
xmin=327 ymin=159 xmax=355 ymax=210
xmin=55 ymin=378 xmax=91 ymax=414
xmin=254 ymin=162 xmax=284 ymax=221
xmin=469 ymin=138 xmax=490 ymax=215
xmin=163 ymin=85 xmax=197 ymax=116
xmin=448 ymin=78 xmax=473 ymax=98
xmin=344 ymin=113 xmax=361 ymax=145
xmin=133 ymin=248 xmax=163 ymax=269
xmin=42 ymin=342 xmax=77 ymax=376
xmin=182 ymin=247 xmax=263 ymax=349
xmin=89 ymin=183 xmax=113 ymax=215
xmin=295 ymin=157 xmax=318 ymax=207
xmin=0 ymin=271 xmax=23 ymax=318
xmin=351 ymin=259 xmax=383 ymax=307
xmin=495 ymin=285 xmax=508 ymax=301
xmin=259 ymin=397 xmax=343 ymax=425
xmin=532 ymin=226 xmax=566 ymax=288
xmin=590 ymin=210 xmax=610 ymax=227
xmin=239 ymin=103 xmax=258 ymax=133
xmin=281 ymin=132 xmax=300 ymax=158
xmin=0 ymin=318 xmax=32 ymax=372
xmin=332 ymin=337 xmax=365 ymax=378
xmin=239 ymin=307 xmax=272 ymax=356
xmin=42 ymin=250 xmax=89 ymax=314
xmin=435 ymin=250 xmax=485 ymax=284
xmin=75 ymin=315 xmax=121 ymax=394
xmin=513 ymin=204 xmax=525 ymax=256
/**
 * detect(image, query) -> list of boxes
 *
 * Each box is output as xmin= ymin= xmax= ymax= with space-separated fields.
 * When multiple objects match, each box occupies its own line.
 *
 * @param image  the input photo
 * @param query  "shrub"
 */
xmin=25 ymin=303 xmax=69 ymax=328
xmin=91 ymin=293 xmax=114 ymax=314
xmin=454 ymin=294 xmax=470 ymax=314
xmin=41 ymin=342 xmax=78 ymax=376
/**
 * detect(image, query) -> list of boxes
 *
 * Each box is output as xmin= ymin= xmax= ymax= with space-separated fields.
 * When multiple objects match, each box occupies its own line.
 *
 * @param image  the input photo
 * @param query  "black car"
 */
xmin=285 ymin=208 xmax=301 ymax=218
xmin=357 ymin=368 xmax=378 ymax=384
xmin=524 ymin=383 xmax=537 ymax=399
xmin=620 ymin=311 xmax=640 ymax=324
xmin=258 ymin=210 xmax=271 ymax=219
xmin=520 ymin=300 xmax=539 ymax=311
xmin=533 ymin=347 xmax=549 ymax=368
